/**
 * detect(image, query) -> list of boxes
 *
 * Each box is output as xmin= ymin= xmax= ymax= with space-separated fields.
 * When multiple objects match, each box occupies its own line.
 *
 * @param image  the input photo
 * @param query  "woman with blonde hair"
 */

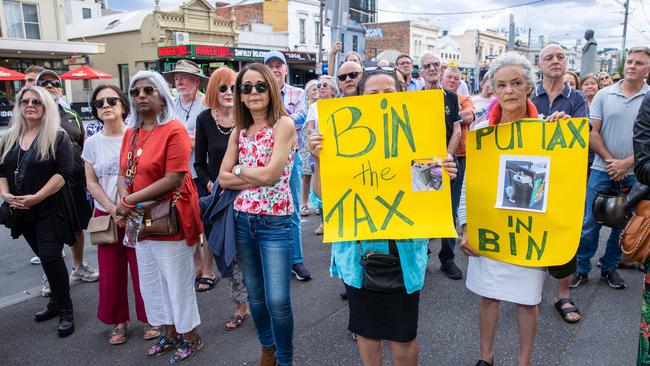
xmin=0 ymin=86 xmax=78 ymax=337
xmin=220 ymin=62 xmax=297 ymax=366
xmin=597 ymin=71 xmax=613 ymax=88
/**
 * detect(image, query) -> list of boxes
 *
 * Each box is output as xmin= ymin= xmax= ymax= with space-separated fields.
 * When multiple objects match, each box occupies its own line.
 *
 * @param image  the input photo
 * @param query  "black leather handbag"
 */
xmin=0 ymin=143 xmax=34 ymax=229
xmin=359 ymin=240 xmax=406 ymax=293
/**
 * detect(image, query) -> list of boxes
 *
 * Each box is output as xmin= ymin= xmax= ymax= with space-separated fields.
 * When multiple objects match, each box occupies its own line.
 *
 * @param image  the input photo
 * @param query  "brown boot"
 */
xmin=259 ymin=346 xmax=277 ymax=366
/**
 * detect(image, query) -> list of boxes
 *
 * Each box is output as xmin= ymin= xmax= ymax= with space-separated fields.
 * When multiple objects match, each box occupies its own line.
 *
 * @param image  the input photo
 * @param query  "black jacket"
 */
xmin=58 ymin=106 xmax=85 ymax=187
xmin=634 ymin=93 xmax=650 ymax=187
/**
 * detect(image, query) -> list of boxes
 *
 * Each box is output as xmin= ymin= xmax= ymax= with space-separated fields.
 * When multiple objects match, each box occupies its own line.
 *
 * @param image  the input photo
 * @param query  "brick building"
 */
xmin=364 ymin=20 xmax=439 ymax=63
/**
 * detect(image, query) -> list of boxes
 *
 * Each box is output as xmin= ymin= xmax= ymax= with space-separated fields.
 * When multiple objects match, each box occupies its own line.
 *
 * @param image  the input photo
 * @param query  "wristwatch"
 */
xmin=234 ymin=165 xmax=242 ymax=177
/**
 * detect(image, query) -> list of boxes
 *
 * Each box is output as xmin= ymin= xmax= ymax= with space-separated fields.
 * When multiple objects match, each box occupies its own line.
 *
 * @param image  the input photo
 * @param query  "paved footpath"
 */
xmin=0 ymin=215 xmax=642 ymax=365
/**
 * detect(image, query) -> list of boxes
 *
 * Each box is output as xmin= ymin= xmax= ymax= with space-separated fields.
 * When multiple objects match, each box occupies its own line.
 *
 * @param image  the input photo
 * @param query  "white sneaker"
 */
xmin=30 ymin=256 xmax=41 ymax=265
xmin=70 ymin=262 xmax=99 ymax=282
xmin=41 ymin=275 xmax=51 ymax=297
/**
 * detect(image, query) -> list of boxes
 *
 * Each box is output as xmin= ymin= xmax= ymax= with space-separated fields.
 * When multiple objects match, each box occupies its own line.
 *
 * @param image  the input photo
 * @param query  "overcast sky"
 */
xmin=108 ymin=0 xmax=649 ymax=50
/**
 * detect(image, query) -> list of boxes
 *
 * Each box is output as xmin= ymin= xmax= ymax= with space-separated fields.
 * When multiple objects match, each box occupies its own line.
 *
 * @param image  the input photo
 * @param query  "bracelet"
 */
xmin=120 ymin=196 xmax=135 ymax=209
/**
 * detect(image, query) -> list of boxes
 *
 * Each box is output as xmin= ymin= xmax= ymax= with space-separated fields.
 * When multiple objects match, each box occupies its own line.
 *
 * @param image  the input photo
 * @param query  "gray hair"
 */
xmin=419 ymin=52 xmax=438 ymax=65
xmin=485 ymin=51 xmax=537 ymax=90
xmin=304 ymin=79 xmax=319 ymax=93
xmin=319 ymin=75 xmax=339 ymax=95
xmin=125 ymin=70 xmax=176 ymax=128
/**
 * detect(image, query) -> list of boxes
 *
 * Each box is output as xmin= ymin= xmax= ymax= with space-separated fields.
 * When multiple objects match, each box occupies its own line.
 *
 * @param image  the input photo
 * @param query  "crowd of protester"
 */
xmin=1 ymin=43 xmax=649 ymax=366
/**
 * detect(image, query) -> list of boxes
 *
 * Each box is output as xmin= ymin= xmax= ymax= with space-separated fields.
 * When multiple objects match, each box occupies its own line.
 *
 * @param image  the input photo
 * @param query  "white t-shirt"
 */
xmin=306 ymin=102 xmax=319 ymax=130
xmin=81 ymin=132 xmax=123 ymax=212
xmin=174 ymin=94 xmax=207 ymax=178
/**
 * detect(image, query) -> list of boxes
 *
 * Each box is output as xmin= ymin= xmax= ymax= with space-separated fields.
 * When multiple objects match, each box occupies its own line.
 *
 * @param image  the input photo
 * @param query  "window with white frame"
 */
xmin=315 ymin=20 xmax=320 ymax=44
xmin=3 ymin=1 xmax=40 ymax=39
xmin=299 ymin=19 xmax=306 ymax=44
xmin=82 ymin=8 xmax=91 ymax=19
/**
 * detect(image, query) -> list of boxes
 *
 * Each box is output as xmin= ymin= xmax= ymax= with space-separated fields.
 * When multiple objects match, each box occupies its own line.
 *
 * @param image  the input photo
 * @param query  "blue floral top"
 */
xmin=330 ymin=239 xmax=429 ymax=294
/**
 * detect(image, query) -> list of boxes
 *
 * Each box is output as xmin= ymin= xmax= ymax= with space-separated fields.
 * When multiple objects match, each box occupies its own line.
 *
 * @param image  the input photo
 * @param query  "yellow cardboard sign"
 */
xmin=318 ymin=90 xmax=457 ymax=242
xmin=465 ymin=118 xmax=589 ymax=266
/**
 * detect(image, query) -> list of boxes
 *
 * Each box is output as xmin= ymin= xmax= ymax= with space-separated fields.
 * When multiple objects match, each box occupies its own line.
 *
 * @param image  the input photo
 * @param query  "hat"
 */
xmin=36 ymin=70 xmax=62 ymax=83
xmin=447 ymin=60 xmax=459 ymax=68
xmin=163 ymin=59 xmax=209 ymax=88
xmin=264 ymin=50 xmax=287 ymax=65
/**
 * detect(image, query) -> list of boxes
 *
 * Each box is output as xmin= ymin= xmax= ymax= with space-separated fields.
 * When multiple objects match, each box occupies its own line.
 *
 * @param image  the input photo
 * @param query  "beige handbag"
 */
xmin=88 ymin=214 xmax=118 ymax=245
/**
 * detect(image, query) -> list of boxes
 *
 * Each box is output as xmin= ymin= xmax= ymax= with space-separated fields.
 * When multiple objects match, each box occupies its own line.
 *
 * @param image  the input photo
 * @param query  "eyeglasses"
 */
xmin=92 ymin=97 xmax=120 ymax=109
xmin=317 ymin=83 xmax=329 ymax=88
xmin=599 ymin=76 xmax=611 ymax=81
xmin=19 ymin=98 xmax=42 ymax=107
xmin=36 ymin=79 xmax=61 ymax=88
xmin=397 ymin=60 xmax=412 ymax=66
xmin=421 ymin=62 xmax=441 ymax=70
xmin=129 ymin=85 xmax=158 ymax=97
xmin=337 ymin=71 xmax=361 ymax=81
xmin=219 ymin=85 xmax=235 ymax=93
xmin=239 ymin=81 xmax=269 ymax=95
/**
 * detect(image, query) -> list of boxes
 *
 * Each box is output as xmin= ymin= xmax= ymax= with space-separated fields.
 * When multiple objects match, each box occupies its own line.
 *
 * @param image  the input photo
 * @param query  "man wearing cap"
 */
xmin=36 ymin=70 xmax=99 ymax=294
xmin=396 ymin=54 xmax=424 ymax=91
xmin=264 ymin=50 xmax=313 ymax=281
xmin=163 ymin=60 xmax=216 ymax=291
xmin=418 ymin=52 xmax=464 ymax=280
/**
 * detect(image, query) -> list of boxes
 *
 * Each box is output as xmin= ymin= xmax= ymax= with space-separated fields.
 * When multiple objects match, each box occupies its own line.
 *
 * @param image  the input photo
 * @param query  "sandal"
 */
xmin=109 ymin=324 xmax=128 ymax=345
xmin=170 ymin=336 xmax=204 ymax=364
xmin=143 ymin=324 xmax=161 ymax=340
xmin=300 ymin=206 xmax=310 ymax=216
xmin=554 ymin=298 xmax=581 ymax=324
xmin=224 ymin=313 xmax=249 ymax=331
xmin=146 ymin=335 xmax=179 ymax=358
xmin=314 ymin=223 xmax=324 ymax=235
xmin=195 ymin=276 xmax=219 ymax=292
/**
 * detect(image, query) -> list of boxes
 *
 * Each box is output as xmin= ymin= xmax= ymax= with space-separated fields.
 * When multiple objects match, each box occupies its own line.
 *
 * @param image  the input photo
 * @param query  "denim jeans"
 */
xmin=235 ymin=212 xmax=294 ymax=366
xmin=577 ymin=170 xmax=637 ymax=273
xmin=289 ymin=153 xmax=304 ymax=265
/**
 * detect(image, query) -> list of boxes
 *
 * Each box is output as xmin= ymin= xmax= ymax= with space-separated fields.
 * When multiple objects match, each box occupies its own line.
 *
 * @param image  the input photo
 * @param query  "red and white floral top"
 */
xmin=234 ymin=126 xmax=295 ymax=216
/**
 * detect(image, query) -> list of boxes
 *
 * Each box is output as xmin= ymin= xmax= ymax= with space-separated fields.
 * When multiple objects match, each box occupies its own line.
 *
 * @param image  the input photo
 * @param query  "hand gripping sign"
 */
xmin=465 ymin=118 xmax=589 ymax=266
xmin=317 ymin=90 xmax=457 ymax=242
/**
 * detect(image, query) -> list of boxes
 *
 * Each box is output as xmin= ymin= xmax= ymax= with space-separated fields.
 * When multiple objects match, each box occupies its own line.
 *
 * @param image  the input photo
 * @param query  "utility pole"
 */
xmin=474 ymin=29 xmax=480 ymax=93
xmin=316 ymin=0 xmax=325 ymax=76
xmin=507 ymin=14 xmax=515 ymax=51
xmin=621 ymin=0 xmax=629 ymax=52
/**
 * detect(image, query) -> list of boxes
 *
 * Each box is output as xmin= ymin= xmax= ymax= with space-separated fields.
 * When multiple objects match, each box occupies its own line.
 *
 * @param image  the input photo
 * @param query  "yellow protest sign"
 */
xmin=465 ymin=118 xmax=589 ymax=266
xmin=318 ymin=90 xmax=457 ymax=242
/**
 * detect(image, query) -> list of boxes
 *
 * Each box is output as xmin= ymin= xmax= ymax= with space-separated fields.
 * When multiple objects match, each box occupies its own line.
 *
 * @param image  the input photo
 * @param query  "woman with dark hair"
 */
xmin=219 ymin=63 xmax=296 ymax=366
xmin=308 ymin=68 xmax=457 ymax=366
xmin=83 ymin=84 xmax=159 ymax=344
xmin=0 ymin=86 xmax=78 ymax=337
xmin=116 ymin=70 xmax=203 ymax=363
xmin=580 ymin=73 xmax=599 ymax=107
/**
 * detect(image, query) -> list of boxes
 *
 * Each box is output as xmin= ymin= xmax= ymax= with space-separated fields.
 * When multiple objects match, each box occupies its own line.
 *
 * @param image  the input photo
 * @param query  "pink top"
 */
xmin=234 ymin=126 xmax=295 ymax=216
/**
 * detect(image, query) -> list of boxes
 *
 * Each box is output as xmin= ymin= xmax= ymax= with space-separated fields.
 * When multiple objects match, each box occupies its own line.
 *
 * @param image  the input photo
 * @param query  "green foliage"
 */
xmin=616 ymin=53 xmax=626 ymax=77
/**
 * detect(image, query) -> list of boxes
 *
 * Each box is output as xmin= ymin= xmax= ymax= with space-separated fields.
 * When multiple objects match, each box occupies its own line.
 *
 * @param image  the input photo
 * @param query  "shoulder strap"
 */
xmin=14 ymin=141 xmax=36 ymax=195
xmin=388 ymin=239 xmax=399 ymax=256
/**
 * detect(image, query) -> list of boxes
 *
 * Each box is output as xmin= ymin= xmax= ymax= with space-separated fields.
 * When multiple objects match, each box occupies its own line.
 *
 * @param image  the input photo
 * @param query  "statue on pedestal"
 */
xmin=581 ymin=29 xmax=598 ymax=75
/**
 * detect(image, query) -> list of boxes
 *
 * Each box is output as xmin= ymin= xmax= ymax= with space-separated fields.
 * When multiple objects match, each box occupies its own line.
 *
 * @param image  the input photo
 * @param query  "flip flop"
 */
xmin=224 ymin=313 xmax=249 ymax=331
xmin=143 ymin=324 xmax=161 ymax=340
xmin=196 ymin=276 xmax=219 ymax=292
xmin=109 ymin=325 xmax=128 ymax=345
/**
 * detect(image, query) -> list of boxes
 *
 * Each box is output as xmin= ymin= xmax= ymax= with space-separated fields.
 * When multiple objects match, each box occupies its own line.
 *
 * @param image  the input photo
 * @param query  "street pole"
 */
xmin=621 ymin=0 xmax=629 ymax=51
xmin=474 ymin=29 xmax=480 ymax=94
xmin=316 ymin=0 xmax=324 ymax=76
xmin=332 ymin=0 xmax=342 ymax=74
xmin=507 ymin=13 xmax=515 ymax=51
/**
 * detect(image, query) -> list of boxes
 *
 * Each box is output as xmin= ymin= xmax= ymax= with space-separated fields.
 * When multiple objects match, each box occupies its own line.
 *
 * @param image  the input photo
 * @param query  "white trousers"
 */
xmin=136 ymin=240 xmax=201 ymax=334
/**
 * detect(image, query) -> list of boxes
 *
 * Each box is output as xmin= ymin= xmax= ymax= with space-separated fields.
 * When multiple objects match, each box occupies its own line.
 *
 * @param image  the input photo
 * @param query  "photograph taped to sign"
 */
xmin=411 ymin=158 xmax=444 ymax=192
xmin=495 ymin=155 xmax=550 ymax=213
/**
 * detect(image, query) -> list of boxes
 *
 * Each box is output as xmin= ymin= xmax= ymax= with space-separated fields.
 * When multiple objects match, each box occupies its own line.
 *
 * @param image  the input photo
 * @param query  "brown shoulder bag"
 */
xmin=621 ymin=201 xmax=650 ymax=263
xmin=137 ymin=190 xmax=181 ymax=238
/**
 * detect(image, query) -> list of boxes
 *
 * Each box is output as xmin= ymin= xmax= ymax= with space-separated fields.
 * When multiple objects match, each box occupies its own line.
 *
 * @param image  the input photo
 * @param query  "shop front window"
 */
xmin=3 ymin=1 xmax=40 ymax=39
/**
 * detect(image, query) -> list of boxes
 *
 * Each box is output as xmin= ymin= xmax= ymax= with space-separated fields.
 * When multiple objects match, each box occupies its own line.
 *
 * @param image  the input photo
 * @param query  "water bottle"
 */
xmin=123 ymin=203 xmax=143 ymax=248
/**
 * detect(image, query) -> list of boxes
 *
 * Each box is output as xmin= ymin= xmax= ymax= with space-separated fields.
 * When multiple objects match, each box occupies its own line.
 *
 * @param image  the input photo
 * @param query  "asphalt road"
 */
xmin=0 ymin=215 xmax=642 ymax=365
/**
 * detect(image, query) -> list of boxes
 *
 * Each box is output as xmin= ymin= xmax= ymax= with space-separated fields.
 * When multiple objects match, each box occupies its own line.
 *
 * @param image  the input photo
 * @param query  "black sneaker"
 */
xmin=569 ymin=272 xmax=588 ymax=288
xmin=601 ymin=269 xmax=626 ymax=289
xmin=291 ymin=263 xmax=313 ymax=281
xmin=440 ymin=262 xmax=463 ymax=280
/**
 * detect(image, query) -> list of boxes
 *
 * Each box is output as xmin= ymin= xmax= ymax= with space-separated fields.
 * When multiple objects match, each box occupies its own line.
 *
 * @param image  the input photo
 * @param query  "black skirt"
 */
xmin=345 ymin=284 xmax=420 ymax=342
xmin=70 ymin=183 xmax=92 ymax=230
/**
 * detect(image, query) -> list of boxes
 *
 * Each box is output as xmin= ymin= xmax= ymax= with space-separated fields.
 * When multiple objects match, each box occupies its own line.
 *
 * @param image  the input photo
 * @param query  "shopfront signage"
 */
xmin=284 ymin=52 xmax=316 ymax=62
xmin=157 ymin=45 xmax=192 ymax=58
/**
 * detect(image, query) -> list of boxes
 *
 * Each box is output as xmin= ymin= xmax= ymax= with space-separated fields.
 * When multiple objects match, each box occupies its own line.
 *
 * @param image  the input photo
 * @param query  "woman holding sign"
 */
xmin=308 ymin=69 xmax=458 ymax=366
xmin=219 ymin=63 xmax=297 ymax=366
xmin=458 ymin=52 xmax=571 ymax=366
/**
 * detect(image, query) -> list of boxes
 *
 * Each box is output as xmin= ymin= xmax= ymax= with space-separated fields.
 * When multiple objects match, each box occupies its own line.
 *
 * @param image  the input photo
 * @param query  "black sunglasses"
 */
xmin=337 ymin=71 xmax=361 ymax=81
xmin=421 ymin=61 xmax=441 ymax=70
xmin=92 ymin=97 xmax=120 ymax=109
xmin=239 ymin=81 xmax=269 ymax=95
xmin=219 ymin=85 xmax=235 ymax=93
xmin=19 ymin=98 xmax=42 ymax=106
xmin=317 ymin=83 xmax=329 ymax=88
xmin=129 ymin=85 xmax=158 ymax=97
xmin=36 ymin=79 xmax=61 ymax=88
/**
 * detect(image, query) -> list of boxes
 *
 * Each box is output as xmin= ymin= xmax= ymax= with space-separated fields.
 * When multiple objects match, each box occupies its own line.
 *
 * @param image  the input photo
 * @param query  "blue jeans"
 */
xmin=235 ymin=212 xmax=294 ymax=366
xmin=289 ymin=153 xmax=304 ymax=265
xmin=577 ymin=170 xmax=637 ymax=273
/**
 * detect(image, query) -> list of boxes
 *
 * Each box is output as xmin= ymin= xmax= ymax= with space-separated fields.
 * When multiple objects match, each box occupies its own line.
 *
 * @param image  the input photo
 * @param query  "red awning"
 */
xmin=59 ymin=65 xmax=112 ymax=80
xmin=0 ymin=66 xmax=25 ymax=81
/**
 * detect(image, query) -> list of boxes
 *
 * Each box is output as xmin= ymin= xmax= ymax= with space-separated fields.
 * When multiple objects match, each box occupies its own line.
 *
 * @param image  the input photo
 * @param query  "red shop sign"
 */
xmin=158 ymin=45 xmax=192 ymax=58
xmin=194 ymin=45 xmax=232 ymax=57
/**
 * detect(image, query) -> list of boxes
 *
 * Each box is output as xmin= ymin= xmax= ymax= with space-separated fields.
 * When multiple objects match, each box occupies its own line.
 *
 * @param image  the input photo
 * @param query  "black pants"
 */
xmin=22 ymin=213 xmax=71 ymax=306
xmin=439 ymin=156 xmax=465 ymax=265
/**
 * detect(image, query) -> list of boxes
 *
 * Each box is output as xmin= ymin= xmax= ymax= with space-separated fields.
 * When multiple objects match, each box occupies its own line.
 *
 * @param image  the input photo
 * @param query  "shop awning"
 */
xmin=0 ymin=66 xmax=25 ymax=81
xmin=59 ymin=65 xmax=112 ymax=80
xmin=0 ymin=38 xmax=105 ymax=58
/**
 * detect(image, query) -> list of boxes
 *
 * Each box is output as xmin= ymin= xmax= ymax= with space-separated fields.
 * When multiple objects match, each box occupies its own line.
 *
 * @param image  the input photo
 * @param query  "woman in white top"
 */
xmin=82 ymin=85 xmax=158 ymax=345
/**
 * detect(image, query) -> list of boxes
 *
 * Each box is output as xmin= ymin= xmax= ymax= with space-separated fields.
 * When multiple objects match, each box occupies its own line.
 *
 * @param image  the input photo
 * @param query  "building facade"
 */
xmin=364 ymin=20 xmax=439 ymax=64
xmin=63 ymin=0 xmax=103 ymax=24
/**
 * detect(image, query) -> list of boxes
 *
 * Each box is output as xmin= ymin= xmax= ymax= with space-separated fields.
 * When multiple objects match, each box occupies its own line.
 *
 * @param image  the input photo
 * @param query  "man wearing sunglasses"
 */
xmin=35 ymin=70 xmax=99 ymax=293
xmin=396 ymin=54 xmax=424 ymax=92
xmin=419 ymin=52 xmax=464 ymax=280
xmin=337 ymin=61 xmax=364 ymax=97
xmin=263 ymin=50 xmax=313 ymax=281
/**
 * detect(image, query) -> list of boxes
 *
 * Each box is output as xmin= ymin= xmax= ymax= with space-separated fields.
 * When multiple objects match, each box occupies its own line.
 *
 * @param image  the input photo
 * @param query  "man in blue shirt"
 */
xmin=396 ymin=54 xmax=424 ymax=91
xmin=531 ymin=43 xmax=588 ymax=325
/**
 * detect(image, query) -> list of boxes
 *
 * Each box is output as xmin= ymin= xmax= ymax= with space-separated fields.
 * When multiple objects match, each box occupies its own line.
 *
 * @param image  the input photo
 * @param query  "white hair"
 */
xmin=0 ymin=86 xmax=61 ymax=162
xmin=419 ymin=52 xmax=438 ymax=66
xmin=304 ymin=79 xmax=319 ymax=93
xmin=485 ymin=51 xmax=537 ymax=90
xmin=319 ymin=75 xmax=339 ymax=96
xmin=125 ymin=70 xmax=177 ymax=128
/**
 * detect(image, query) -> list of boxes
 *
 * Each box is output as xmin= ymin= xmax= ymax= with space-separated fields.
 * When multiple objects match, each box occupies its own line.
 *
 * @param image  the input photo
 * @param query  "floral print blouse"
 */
xmin=234 ymin=126 xmax=295 ymax=216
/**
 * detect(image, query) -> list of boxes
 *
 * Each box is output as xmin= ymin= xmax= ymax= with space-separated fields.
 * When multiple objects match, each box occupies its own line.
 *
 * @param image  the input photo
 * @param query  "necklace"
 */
xmin=212 ymin=109 xmax=234 ymax=135
xmin=125 ymin=127 xmax=156 ymax=186
xmin=178 ymin=92 xmax=197 ymax=122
